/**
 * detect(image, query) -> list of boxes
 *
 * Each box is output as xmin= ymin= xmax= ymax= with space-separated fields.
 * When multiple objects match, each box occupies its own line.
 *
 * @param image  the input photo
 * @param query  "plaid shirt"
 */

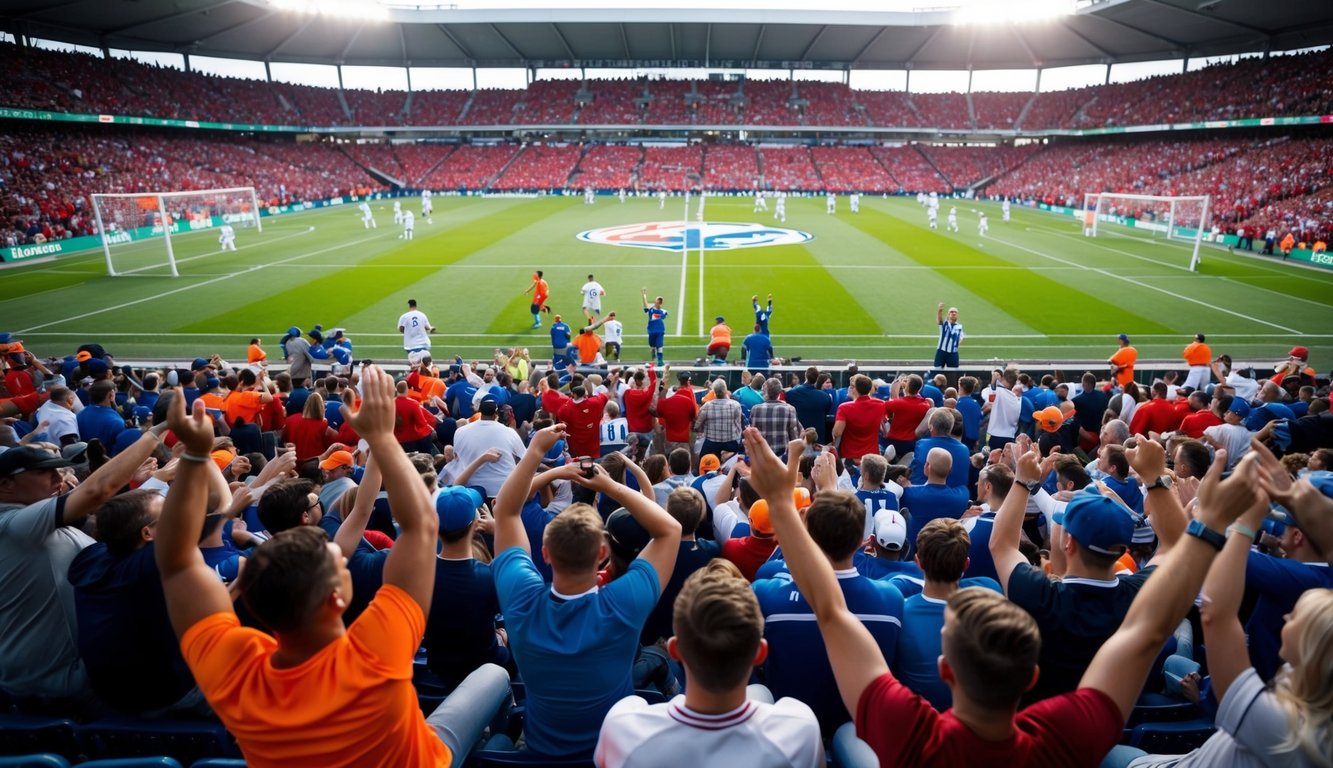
xmin=749 ymin=400 xmax=801 ymax=449
xmin=693 ymin=397 xmax=744 ymax=442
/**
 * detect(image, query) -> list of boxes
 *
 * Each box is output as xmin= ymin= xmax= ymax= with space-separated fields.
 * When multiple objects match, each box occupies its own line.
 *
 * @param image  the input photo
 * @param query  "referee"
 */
xmin=934 ymin=302 xmax=964 ymax=369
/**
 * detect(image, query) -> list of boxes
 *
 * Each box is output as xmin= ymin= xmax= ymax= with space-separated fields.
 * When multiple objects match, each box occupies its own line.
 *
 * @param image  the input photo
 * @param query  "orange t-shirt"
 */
xmin=533 ymin=278 xmax=549 ymax=304
xmin=409 ymin=375 xmax=446 ymax=404
xmin=224 ymin=390 xmax=265 ymax=427
xmin=1109 ymin=347 xmax=1137 ymax=387
xmin=1182 ymin=341 xmax=1211 ymax=367
xmin=180 ymin=585 xmax=448 ymax=768
xmin=247 ymin=344 xmax=266 ymax=364
xmin=574 ymin=332 xmax=602 ymax=364
xmin=1280 ymin=234 xmax=1295 ymax=251
xmin=199 ymin=392 xmax=226 ymax=411
xmin=710 ymin=323 xmax=731 ymax=346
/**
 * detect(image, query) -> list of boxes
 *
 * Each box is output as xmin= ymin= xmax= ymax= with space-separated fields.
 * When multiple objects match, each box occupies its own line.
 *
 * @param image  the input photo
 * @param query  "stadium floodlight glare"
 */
xmin=951 ymin=0 xmax=1074 ymax=24
xmin=267 ymin=0 xmax=390 ymax=21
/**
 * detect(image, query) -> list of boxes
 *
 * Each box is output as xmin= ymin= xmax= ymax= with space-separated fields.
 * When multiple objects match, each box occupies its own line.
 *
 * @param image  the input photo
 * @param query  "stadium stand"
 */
xmin=418 ymin=144 xmax=520 ymax=190
xmin=909 ymin=92 xmax=973 ymax=131
xmin=702 ymin=144 xmax=759 ymax=191
xmin=570 ymin=144 xmax=643 ymax=190
xmin=870 ymin=145 xmax=951 ymax=193
xmin=759 ymin=146 xmax=822 ymax=191
xmin=343 ymin=89 xmax=409 ymax=126
xmin=491 ymin=144 xmax=581 ymax=190
xmin=514 ymin=80 xmax=579 ymax=125
xmin=810 ymin=146 xmax=899 ymax=193
xmin=575 ymin=79 xmax=645 ymax=125
xmin=637 ymin=145 xmax=703 ymax=191
xmin=460 ymin=89 xmax=523 ymax=125
xmin=406 ymin=89 xmax=471 ymax=125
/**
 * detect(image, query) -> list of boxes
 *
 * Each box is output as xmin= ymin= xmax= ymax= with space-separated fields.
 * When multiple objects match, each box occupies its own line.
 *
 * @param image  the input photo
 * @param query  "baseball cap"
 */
xmin=75 ymin=350 xmax=93 ymax=363
xmin=1288 ymin=346 xmax=1309 ymax=360
xmin=286 ymin=326 xmax=301 ymax=338
xmin=1052 ymin=491 xmax=1135 ymax=556
xmin=86 ymin=359 xmax=109 ymax=376
xmin=435 ymin=486 xmax=483 ymax=533
xmin=478 ymin=396 xmax=498 ymax=416
xmin=606 ymin=507 xmax=651 ymax=560
xmin=61 ymin=442 xmax=90 ymax=469
xmin=205 ymin=377 xmax=220 ymax=389
xmin=1033 ymin=406 xmax=1064 ymax=433
xmin=874 ymin=510 xmax=907 ymax=551
xmin=319 ymin=450 xmax=355 ymax=470
xmin=210 ymin=449 xmax=236 ymax=473
xmin=1117 ymin=333 xmax=1130 ymax=343
xmin=677 ymin=371 xmax=691 ymax=382
xmin=1227 ymin=399 xmax=1251 ymax=418
xmin=714 ymin=315 xmax=725 ymax=323
xmin=748 ymin=499 xmax=775 ymax=535
xmin=699 ymin=454 xmax=721 ymax=472
xmin=792 ymin=486 xmax=812 ymax=511
xmin=192 ymin=357 xmax=210 ymax=370
xmin=0 ymin=446 xmax=72 ymax=478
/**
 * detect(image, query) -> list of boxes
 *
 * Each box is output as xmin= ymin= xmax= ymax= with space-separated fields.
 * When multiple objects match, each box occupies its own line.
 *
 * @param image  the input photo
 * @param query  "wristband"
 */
xmin=1227 ymin=523 xmax=1256 ymax=540
xmin=180 ymin=452 xmax=211 ymax=463
xmin=1185 ymin=519 xmax=1226 ymax=551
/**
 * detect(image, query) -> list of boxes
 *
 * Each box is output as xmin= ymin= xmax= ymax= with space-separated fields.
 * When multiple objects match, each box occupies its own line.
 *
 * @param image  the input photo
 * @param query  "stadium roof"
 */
xmin=3 ymin=0 xmax=1332 ymax=72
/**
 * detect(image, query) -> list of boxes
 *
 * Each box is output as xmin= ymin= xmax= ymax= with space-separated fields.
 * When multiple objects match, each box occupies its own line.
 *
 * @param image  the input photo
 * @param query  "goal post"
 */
xmin=1082 ymin=192 xmax=1211 ymax=272
xmin=91 ymin=187 xmax=262 ymax=277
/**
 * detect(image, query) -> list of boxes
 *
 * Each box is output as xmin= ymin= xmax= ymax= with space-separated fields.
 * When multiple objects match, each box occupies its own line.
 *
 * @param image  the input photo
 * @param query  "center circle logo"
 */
xmin=577 ymin=221 xmax=814 ymax=253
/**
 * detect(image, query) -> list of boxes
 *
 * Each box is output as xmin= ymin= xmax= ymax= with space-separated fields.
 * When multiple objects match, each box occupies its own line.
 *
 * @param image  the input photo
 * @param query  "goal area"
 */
xmin=92 ymin=187 xmax=262 ymax=276
xmin=1082 ymin=192 xmax=1211 ymax=272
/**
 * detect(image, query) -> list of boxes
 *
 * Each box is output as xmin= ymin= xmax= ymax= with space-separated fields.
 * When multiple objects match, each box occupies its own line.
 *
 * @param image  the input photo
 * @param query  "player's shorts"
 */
xmin=583 ymin=304 xmax=601 ymax=315
xmin=530 ymin=302 xmax=543 ymax=315
xmin=648 ymin=332 xmax=664 ymax=350
xmin=707 ymin=342 xmax=731 ymax=358
xmin=933 ymin=349 xmax=959 ymax=369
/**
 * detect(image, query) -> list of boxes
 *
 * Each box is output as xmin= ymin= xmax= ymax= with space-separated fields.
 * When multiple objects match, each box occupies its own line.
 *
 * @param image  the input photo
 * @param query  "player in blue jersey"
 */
xmin=853 ymin=454 xmax=902 ymax=540
xmin=641 ymin=289 xmax=669 ymax=366
xmin=752 ymin=293 xmax=774 ymax=336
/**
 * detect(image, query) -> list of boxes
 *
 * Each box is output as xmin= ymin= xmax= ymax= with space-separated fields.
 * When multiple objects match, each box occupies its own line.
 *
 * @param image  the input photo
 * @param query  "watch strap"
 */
xmin=1186 ymin=519 xmax=1226 ymax=551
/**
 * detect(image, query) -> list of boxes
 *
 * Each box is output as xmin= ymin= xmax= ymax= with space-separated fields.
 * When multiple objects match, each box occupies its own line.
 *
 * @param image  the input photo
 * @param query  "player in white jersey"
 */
xmin=393 ymin=200 xmax=403 ymax=225
xmin=421 ymin=190 xmax=433 ymax=221
xmin=580 ymin=273 xmax=606 ymax=325
xmin=218 ymin=223 xmax=237 ymax=251
xmin=397 ymin=298 xmax=435 ymax=354
xmin=947 ymin=206 xmax=959 ymax=233
xmin=619 ymin=188 xmax=627 ymax=204
xmin=658 ymin=189 xmax=667 ymax=209
xmin=826 ymin=193 xmax=836 ymax=214
xmin=401 ymin=209 xmax=414 ymax=240
xmin=774 ymin=193 xmax=786 ymax=223
xmin=585 ymin=187 xmax=595 ymax=205
xmin=978 ymin=212 xmax=989 ymax=237
xmin=358 ymin=201 xmax=377 ymax=229
xmin=928 ymin=206 xmax=938 ymax=229
xmin=850 ymin=193 xmax=860 ymax=214
xmin=917 ymin=192 xmax=926 ymax=206
xmin=600 ymin=311 xmax=623 ymax=362
xmin=1001 ymin=198 xmax=1010 ymax=223
xmin=753 ymin=190 xmax=768 ymax=212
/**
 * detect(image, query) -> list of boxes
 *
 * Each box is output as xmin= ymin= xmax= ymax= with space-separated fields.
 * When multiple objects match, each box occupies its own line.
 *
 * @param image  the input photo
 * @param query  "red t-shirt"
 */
xmin=1128 ymin=398 xmax=1183 ymax=436
xmin=884 ymin=395 xmax=931 ymax=442
xmin=557 ymin=393 xmax=608 ymax=459
xmin=855 ymin=672 xmax=1122 ymax=768
xmin=1178 ymin=410 xmax=1223 ymax=439
xmin=836 ymin=397 xmax=888 ymax=460
xmin=393 ymin=396 xmax=434 ymax=443
xmin=284 ymin=415 xmax=331 ymax=462
xmin=623 ymin=370 xmax=657 ymax=433
xmin=721 ymin=535 xmax=778 ymax=582
xmin=656 ymin=389 xmax=699 ymax=443
xmin=4 ymin=369 xmax=35 ymax=397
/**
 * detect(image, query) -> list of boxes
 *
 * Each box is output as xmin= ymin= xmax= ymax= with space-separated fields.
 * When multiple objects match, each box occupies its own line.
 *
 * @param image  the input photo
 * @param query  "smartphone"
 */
xmin=578 ymin=456 xmax=595 ymax=479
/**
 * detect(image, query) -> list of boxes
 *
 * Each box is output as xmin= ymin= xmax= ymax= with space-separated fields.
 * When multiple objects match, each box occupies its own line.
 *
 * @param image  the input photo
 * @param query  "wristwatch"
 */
xmin=1185 ymin=519 xmax=1226 ymax=551
xmin=1021 ymin=479 xmax=1042 ymax=495
xmin=1145 ymin=475 xmax=1173 ymax=491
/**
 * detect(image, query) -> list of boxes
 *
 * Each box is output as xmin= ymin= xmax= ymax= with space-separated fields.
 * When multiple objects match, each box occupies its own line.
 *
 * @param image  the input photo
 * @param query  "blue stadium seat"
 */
xmin=189 ymin=761 xmax=247 ymax=768
xmin=0 ymin=755 xmax=70 ymax=768
xmin=1128 ymin=719 xmax=1216 ymax=753
xmin=77 ymin=718 xmax=240 ymax=765
xmin=80 ymin=759 xmax=183 ymax=768
xmin=0 ymin=714 xmax=79 ymax=759
xmin=831 ymin=722 xmax=876 ymax=768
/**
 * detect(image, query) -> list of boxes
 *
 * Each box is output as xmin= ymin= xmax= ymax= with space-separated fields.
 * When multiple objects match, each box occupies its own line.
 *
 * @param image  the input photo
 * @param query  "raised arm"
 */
xmin=342 ymin=366 xmax=437 ymax=613
xmin=156 ymin=392 xmax=234 ymax=638
xmin=746 ymin=429 xmax=889 ymax=718
xmin=66 ymin=417 xmax=172 ymax=524
xmin=1125 ymin=439 xmax=1187 ymax=559
xmin=453 ymin=448 xmax=502 ymax=488
xmin=1199 ymin=495 xmax=1267 ymax=703
xmin=989 ymin=443 xmax=1040 ymax=593
xmin=1080 ymin=450 xmax=1261 ymax=723
xmin=621 ymin=457 xmax=656 ymax=502
xmin=936 ymin=302 xmax=944 ymax=325
xmin=494 ymin=424 xmax=566 ymax=557
xmin=575 ymin=463 xmax=680 ymax=593
xmin=333 ymin=454 xmax=381 ymax=559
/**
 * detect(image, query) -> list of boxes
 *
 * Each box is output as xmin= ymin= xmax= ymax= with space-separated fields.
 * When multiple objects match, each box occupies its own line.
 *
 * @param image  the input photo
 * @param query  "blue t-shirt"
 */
xmin=1245 ymin=402 xmax=1296 ymax=432
xmin=955 ymin=395 xmax=982 ymax=441
xmin=200 ymin=545 xmax=242 ymax=584
xmin=900 ymin=483 xmax=970 ymax=547
xmin=445 ymin=379 xmax=477 ymax=419
xmin=920 ymin=383 xmax=944 ymax=408
xmin=424 ymin=558 xmax=506 ymax=690
xmin=1101 ymin=475 xmax=1144 ymax=515
xmin=909 ymin=436 xmax=971 ymax=489
xmin=1244 ymin=552 xmax=1333 ymax=680
xmin=894 ymin=580 xmax=1004 ymax=710
xmin=284 ymin=386 xmax=309 ymax=416
xmin=550 ymin=322 xmax=572 ymax=349
xmin=754 ymin=569 xmax=903 ymax=735
xmin=493 ymin=548 xmax=659 ymax=757
xmin=742 ymin=333 xmax=774 ymax=370
xmin=324 ymin=395 xmax=345 ymax=428
xmin=962 ymin=513 xmax=998 ymax=582
xmin=785 ymin=384 xmax=833 ymax=443
xmin=641 ymin=538 xmax=720 ymax=645
xmin=643 ymin=306 xmax=668 ymax=333
xmin=520 ymin=495 xmax=558 ymax=581
xmin=76 ymin=404 xmax=126 ymax=453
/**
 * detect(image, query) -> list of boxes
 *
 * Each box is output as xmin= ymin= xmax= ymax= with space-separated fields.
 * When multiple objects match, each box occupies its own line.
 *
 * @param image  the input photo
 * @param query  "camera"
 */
xmin=578 ymin=456 xmax=595 ymax=479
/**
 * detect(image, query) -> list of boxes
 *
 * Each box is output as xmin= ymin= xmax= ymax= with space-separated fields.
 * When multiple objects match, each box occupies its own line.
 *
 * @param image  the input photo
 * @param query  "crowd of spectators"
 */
xmin=418 ymin=144 xmax=520 ymax=190
xmin=811 ymin=146 xmax=899 ymax=193
xmin=515 ymin=80 xmax=579 ymax=125
xmin=638 ymin=145 xmax=703 ymax=191
xmin=343 ymin=89 xmax=409 ymax=126
xmin=459 ymin=89 xmax=523 ymax=126
xmin=571 ymin=144 xmax=643 ymax=190
xmin=858 ymin=90 xmax=925 ymax=129
xmin=575 ymin=80 xmax=645 ymax=125
xmin=1 ymin=330 xmax=1329 ymax=767
xmin=971 ymin=91 xmax=1032 ymax=131
xmin=491 ymin=144 xmax=581 ymax=191
xmin=702 ymin=144 xmax=759 ymax=190
xmin=909 ymin=92 xmax=972 ymax=131
xmin=406 ymin=89 xmax=471 ymax=126
xmin=759 ymin=146 xmax=822 ymax=191
xmin=922 ymin=144 xmax=1041 ymax=188
xmin=797 ymin=82 xmax=865 ymax=128
xmin=870 ymin=145 xmax=951 ymax=193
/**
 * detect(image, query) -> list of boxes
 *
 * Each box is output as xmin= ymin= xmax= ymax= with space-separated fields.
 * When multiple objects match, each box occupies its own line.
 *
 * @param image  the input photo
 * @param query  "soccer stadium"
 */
xmin=1 ymin=0 xmax=1332 ymax=766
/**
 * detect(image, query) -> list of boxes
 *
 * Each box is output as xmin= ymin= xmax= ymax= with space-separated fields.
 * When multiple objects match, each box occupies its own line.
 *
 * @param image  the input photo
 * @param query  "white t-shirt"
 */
xmin=1204 ymin=423 xmax=1252 ymax=470
xmin=581 ymin=281 xmax=605 ymax=308
xmin=596 ymin=694 xmax=823 ymax=768
xmin=600 ymin=418 xmax=629 ymax=451
xmin=35 ymin=400 xmax=80 ymax=444
xmin=398 ymin=310 xmax=432 ymax=350
xmin=603 ymin=320 xmax=624 ymax=344
xmin=1225 ymin=372 xmax=1259 ymax=403
xmin=988 ymin=385 xmax=1021 ymax=439
xmin=360 ymin=203 xmax=372 ymax=216
xmin=403 ymin=211 xmax=414 ymax=229
xmin=452 ymin=419 xmax=526 ymax=498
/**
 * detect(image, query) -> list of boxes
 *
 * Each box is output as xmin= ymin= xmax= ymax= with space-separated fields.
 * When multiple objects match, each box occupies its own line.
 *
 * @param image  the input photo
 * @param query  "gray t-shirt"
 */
xmin=0 ymin=496 xmax=95 ymax=699
xmin=1129 ymin=668 xmax=1307 ymax=768
xmin=319 ymin=475 xmax=358 ymax=515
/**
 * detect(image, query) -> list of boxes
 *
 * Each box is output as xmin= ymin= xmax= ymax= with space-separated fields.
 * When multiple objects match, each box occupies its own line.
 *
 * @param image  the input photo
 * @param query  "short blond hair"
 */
xmin=673 ymin=560 xmax=762 ymax=693
xmin=542 ymin=503 xmax=605 ymax=572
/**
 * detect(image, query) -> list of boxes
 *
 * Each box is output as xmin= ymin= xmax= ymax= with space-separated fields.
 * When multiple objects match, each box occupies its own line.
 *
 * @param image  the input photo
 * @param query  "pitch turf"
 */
xmin=2 ymin=195 xmax=1331 ymax=367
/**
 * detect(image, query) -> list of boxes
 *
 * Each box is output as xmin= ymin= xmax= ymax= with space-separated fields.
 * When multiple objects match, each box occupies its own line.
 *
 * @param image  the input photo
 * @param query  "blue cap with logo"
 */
xmin=1227 ymin=398 xmax=1251 ymax=418
xmin=435 ymin=486 xmax=483 ymax=532
xmin=1052 ymin=490 xmax=1136 ymax=556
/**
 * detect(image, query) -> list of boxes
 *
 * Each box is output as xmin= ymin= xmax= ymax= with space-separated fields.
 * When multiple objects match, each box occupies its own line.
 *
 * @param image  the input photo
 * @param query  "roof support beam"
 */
xmin=436 ymin=24 xmax=474 ymax=60
xmin=265 ymin=15 xmax=314 ymax=60
xmin=192 ymin=10 xmax=275 ymax=44
xmin=338 ymin=22 xmax=365 ymax=62
xmin=550 ymin=22 xmax=576 ymax=60
xmin=669 ymin=24 xmax=676 ymax=59
xmin=489 ymin=22 xmax=525 ymax=59
xmin=1140 ymin=0 xmax=1268 ymax=36
xmin=103 ymin=0 xmax=231 ymax=36
xmin=904 ymin=25 xmax=945 ymax=66
xmin=1011 ymin=26 xmax=1041 ymax=67
xmin=1090 ymin=14 xmax=1187 ymax=50
xmin=850 ymin=26 xmax=887 ymax=64
xmin=1059 ymin=21 xmax=1115 ymax=60
xmin=751 ymin=24 xmax=766 ymax=64
xmin=619 ymin=22 xmax=630 ymax=59
xmin=799 ymin=25 xmax=827 ymax=61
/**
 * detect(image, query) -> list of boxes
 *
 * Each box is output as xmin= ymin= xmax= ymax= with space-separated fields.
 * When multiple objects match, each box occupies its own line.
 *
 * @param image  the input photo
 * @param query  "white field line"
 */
xmin=987 ymin=234 xmax=1304 ymax=335
xmin=14 ymin=229 xmax=391 ymax=334
xmin=675 ymin=246 xmax=687 ymax=336
xmin=697 ymin=246 xmax=705 ymax=336
xmin=116 ymin=225 xmax=315 ymax=276
xmin=20 ymin=332 xmax=1332 ymax=340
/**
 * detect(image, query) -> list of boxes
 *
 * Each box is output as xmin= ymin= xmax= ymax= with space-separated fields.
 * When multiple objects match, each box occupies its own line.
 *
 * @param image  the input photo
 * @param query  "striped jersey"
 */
xmin=937 ymin=321 xmax=965 ymax=353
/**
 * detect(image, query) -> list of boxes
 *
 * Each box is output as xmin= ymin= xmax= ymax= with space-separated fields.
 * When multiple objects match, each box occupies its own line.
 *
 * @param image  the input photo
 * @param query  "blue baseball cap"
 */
xmin=1052 ymin=490 xmax=1136 ymax=556
xmin=1227 ymin=398 xmax=1251 ymax=418
xmin=435 ymin=486 xmax=482 ymax=533
xmin=286 ymin=327 xmax=301 ymax=338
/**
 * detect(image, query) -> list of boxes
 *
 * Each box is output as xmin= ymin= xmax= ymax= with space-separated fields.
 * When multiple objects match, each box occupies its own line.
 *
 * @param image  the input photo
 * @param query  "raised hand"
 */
xmin=1125 ymin=438 xmax=1167 ymax=480
xmin=168 ymin=387 xmax=214 ymax=455
xmin=742 ymin=428 xmax=799 ymax=501
xmin=1015 ymin=442 xmax=1041 ymax=484
xmin=343 ymin=365 xmax=394 ymax=440
xmin=529 ymin=423 xmax=568 ymax=455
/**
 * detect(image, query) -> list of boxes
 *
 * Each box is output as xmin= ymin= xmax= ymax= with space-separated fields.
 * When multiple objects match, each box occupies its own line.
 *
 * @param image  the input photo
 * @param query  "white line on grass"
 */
xmin=116 ymin=225 xmax=315 ymax=276
xmin=1039 ymin=230 xmax=1193 ymax=273
xmin=22 ymin=332 xmax=1330 ymax=340
xmin=698 ymin=246 xmax=705 ymax=337
xmin=675 ymin=247 xmax=687 ymax=336
xmin=14 ymin=229 xmax=391 ymax=334
xmin=987 ymin=234 xmax=1303 ymax=335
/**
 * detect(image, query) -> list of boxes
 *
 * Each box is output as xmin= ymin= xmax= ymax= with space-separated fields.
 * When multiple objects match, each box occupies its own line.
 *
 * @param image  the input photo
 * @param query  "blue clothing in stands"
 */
xmin=493 ymin=549 xmax=659 ymax=757
xmin=445 ymin=379 xmax=477 ymax=419
xmin=894 ymin=579 xmax=1004 ymax=710
xmin=284 ymin=386 xmax=309 ymax=416
xmin=424 ymin=558 xmax=507 ymax=691
xmin=900 ymin=483 xmax=970 ymax=546
xmin=920 ymin=383 xmax=944 ymax=407
xmin=742 ymin=333 xmax=774 ymax=370
xmin=200 ymin=545 xmax=242 ymax=584
xmin=1244 ymin=551 xmax=1333 ymax=680
xmin=76 ymin=404 xmax=125 ymax=453
xmin=1101 ymin=475 xmax=1144 ymax=515
xmin=520 ymin=495 xmax=558 ymax=582
xmin=909 ymin=436 xmax=971 ymax=488
xmin=963 ymin=512 xmax=998 ymax=582
xmin=785 ymin=384 xmax=833 ymax=443
xmin=1245 ymin=402 xmax=1296 ymax=432
xmin=956 ymin=395 xmax=982 ymax=442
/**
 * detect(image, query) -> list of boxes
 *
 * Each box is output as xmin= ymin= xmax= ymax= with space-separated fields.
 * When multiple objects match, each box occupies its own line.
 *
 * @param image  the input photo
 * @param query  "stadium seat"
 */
xmin=831 ymin=722 xmax=877 ymax=768
xmin=0 ymin=755 xmax=70 ymax=768
xmin=0 ymin=715 xmax=79 ymax=759
xmin=1099 ymin=745 xmax=1150 ymax=768
xmin=1127 ymin=719 xmax=1216 ymax=753
xmin=80 ymin=759 xmax=183 ymax=768
xmin=469 ymin=737 xmax=595 ymax=768
xmin=77 ymin=719 xmax=240 ymax=765
xmin=189 ymin=761 xmax=247 ymax=768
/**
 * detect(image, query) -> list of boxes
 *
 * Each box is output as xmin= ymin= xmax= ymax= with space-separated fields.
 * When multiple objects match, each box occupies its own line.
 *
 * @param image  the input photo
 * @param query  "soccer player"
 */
xmin=927 ymin=206 xmax=938 ymax=230
xmin=398 ymin=299 xmax=435 ymax=356
xmin=525 ymin=270 xmax=550 ymax=329
xmin=602 ymin=312 xmax=624 ymax=362
xmin=421 ymin=189 xmax=432 ymax=222
xmin=393 ymin=199 xmax=403 ymax=225
xmin=642 ymin=289 xmax=669 ymax=367
xmin=359 ymin=201 xmax=377 ymax=229
xmin=401 ymin=209 xmax=414 ymax=241
xmin=850 ymin=193 xmax=860 ymax=214
xmin=935 ymin=303 xmax=963 ymax=370
xmin=752 ymin=293 xmax=774 ymax=336
xmin=753 ymin=190 xmax=768 ymax=212
xmin=585 ymin=186 xmax=595 ymax=205
xmin=581 ymin=274 xmax=606 ymax=325
xmin=947 ymin=206 xmax=959 ymax=233
xmin=774 ymin=193 xmax=786 ymax=223
xmin=1001 ymin=198 xmax=1011 ymax=223
xmin=707 ymin=317 xmax=732 ymax=363
xmin=618 ymin=188 xmax=627 ymax=204
xmin=218 ymin=223 xmax=237 ymax=251
xmin=978 ymin=213 xmax=988 ymax=237
xmin=658 ymin=189 xmax=667 ymax=209
xmin=826 ymin=193 xmax=836 ymax=215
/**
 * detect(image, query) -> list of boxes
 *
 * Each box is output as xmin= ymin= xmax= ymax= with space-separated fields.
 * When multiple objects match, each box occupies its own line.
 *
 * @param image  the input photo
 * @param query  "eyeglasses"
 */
xmin=307 ymin=497 xmax=322 ymax=512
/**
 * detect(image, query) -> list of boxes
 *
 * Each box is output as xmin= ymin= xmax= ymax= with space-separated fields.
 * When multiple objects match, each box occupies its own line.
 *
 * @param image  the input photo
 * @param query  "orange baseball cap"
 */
xmin=319 ymin=450 xmax=355 ymax=470
xmin=1034 ymin=406 xmax=1065 ymax=433
xmin=748 ymin=499 xmax=774 ymax=535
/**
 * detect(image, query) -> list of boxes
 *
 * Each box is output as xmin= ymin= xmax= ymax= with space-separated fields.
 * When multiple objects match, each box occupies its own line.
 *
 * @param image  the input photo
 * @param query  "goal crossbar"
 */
xmin=1083 ymin=192 xmax=1211 ymax=272
xmin=91 ymin=187 xmax=261 ymax=277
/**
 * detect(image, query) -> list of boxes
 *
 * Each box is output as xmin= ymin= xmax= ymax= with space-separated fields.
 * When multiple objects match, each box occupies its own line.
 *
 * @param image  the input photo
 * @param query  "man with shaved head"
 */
xmin=900 ymin=447 xmax=969 ymax=552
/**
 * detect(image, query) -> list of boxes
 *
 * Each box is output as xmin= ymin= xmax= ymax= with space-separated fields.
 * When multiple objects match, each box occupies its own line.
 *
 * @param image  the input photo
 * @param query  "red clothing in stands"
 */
xmin=721 ymin=535 xmax=778 ymax=582
xmin=855 ymin=672 xmax=1121 ymax=767
xmin=1128 ymin=397 xmax=1183 ymax=436
xmin=556 ymin=394 xmax=609 ymax=459
xmin=836 ymin=397 xmax=888 ymax=461
xmin=284 ymin=415 xmax=331 ymax=461
xmin=1178 ymin=410 xmax=1223 ymax=439
xmin=393 ymin=396 xmax=434 ymax=443
xmin=883 ymin=395 xmax=930 ymax=442
xmin=623 ymin=369 xmax=658 ymax=434
xmin=656 ymin=388 xmax=699 ymax=443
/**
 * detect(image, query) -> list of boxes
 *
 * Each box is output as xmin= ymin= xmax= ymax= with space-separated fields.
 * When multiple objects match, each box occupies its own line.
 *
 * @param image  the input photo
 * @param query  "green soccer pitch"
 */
xmin=2 ymin=195 xmax=1330 ymax=367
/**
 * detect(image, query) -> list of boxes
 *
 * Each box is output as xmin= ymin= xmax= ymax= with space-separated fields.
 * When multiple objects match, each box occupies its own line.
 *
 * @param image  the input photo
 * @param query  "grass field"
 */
xmin=2 ymin=194 xmax=1331 ymax=368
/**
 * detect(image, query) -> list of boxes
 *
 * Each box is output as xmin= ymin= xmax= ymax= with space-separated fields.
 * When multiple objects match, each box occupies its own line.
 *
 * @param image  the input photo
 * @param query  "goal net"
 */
xmin=92 ymin=187 xmax=262 ymax=276
xmin=1082 ymin=193 xmax=1211 ymax=271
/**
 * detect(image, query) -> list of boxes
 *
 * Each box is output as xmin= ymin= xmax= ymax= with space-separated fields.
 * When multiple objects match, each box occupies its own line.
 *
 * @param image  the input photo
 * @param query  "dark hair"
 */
xmin=668 ymin=448 xmax=692 ymax=476
xmin=1174 ymin=440 xmax=1211 ymax=479
xmin=96 ymin=490 xmax=159 ymax=558
xmin=804 ymin=491 xmax=865 ymax=561
xmin=236 ymin=526 xmax=341 ymax=633
xmin=916 ymin=518 xmax=971 ymax=583
xmin=89 ymin=379 xmax=116 ymax=406
xmin=258 ymin=478 xmax=317 ymax=534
